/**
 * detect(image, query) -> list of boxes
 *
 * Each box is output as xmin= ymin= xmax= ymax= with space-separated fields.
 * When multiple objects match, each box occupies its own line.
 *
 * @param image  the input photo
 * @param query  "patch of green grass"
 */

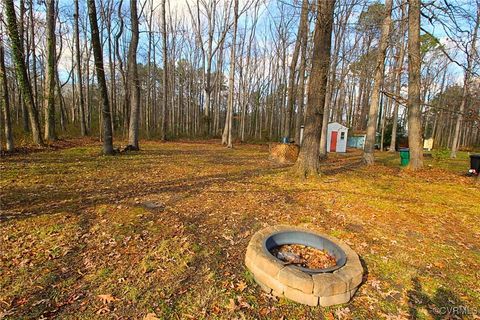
xmin=96 ymin=205 xmax=109 ymax=215
xmin=191 ymin=242 xmax=203 ymax=254
xmin=186 ymin=223 xmax=198 ymax=232
xmin=329 ymin=229 xmax=349 ymax=239
xmin=299 ymin=216 xmax=313 ymax=224
xmin=243 ymin=270 xmax=255 ymax=286
xmin=96 ymin=267 xmax=113 ymax=279
xmin=123 ymin=285 xmax=142 ymax=302
xmin=38 ymin=269 xmax=61 ymax=287
xmin=371 ymin=257 xmax=414 ymax=284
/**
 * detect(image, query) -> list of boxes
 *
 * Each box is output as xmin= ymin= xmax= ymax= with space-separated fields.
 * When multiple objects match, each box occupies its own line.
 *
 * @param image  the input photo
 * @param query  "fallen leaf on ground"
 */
xmin=237 ymin=296 xmax=252 ymax=309
xmin=236 ymin=281 xmax=247 ymax=292
xmin=97 ymin=294 xmax=117 ymax=304
xmin=96 ymin=306 xmax=110 ymax=314
xmin=144 ymin=312 xmax=160 ymax=320
xmin=226 ymin=298 xmax=236 ymax=312
xmin=325 ymin=312 xmax=335 ymax=320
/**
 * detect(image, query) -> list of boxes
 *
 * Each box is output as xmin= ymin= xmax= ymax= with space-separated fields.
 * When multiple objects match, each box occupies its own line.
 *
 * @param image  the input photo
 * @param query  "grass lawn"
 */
xmin=1 ymin=139 xmax=479 ymax=319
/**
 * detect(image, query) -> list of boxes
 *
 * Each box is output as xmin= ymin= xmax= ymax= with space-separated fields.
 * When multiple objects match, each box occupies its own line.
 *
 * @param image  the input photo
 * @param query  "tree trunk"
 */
xmin=114 ymin=0 xmax=126 ymax=137
xmin=222 ymin=0 xmax=238 ymax=148
xmin=389 ymin=2 xmax=407 ymax=152
xmin=294 ymin=4 xmax=309 ymax=145
xmin=407 ymin=0 xmax=423 ymax=170
xmin=29 ymin=1 xmax=39 ymax=112
xmin=318 ymin=90 xmax=330 ymax=159
xmin=161 ymin=0 xmax=168 ymax=141
xmin=4 ymin=0 xmax=43 ymax=146
xmin=127 ymin=0 xmax=140 ymax=149
xmin=294 ymin=41 xmax=307 ymax=145
xmin=284 ymin=0 xmax=309 ymax=139
xmin=18 ymin=0 xmax=29 ymax=134
xmin=388 ymin=30 xmax=406 ymax=152
xmin=450 ymin=4 xmax=479 ymax=158
xmin=293 ymin=0 xmax=335 ymax=178
xmin=74 ymin=0 xmax=87 ymax=136
xmin=0 ymin=36 xmax=14 ymax=151
xmin=44 ymin=0 xmax=56 ymax=141
xmin=363 ymin=0 xmax=393 ymax=164
xmin=146 ymin=0 xmax=154 ymax=138
xmin=87 ymin=0 xmax=113 ymax=155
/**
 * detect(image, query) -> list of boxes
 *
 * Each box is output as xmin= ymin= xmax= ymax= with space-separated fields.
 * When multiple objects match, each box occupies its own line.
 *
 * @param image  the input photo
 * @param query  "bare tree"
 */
xmin=407 ymin=0 xmax=423 ymax=170
xmin=389 ymin=0 xmax=407 ymax=153
xmin=87 ymin=0 xmax=114 ymax=154
xmin=222 ymin=0 xmax=239 ymax=148
xmin=363 ymin=0 xmax=393 ymax=164
xmin=319 ymin=0 xmax=357 ymax=157
xmin=0 ymin=0 xmax=477 ymax=154
xmin=0 ymin=32 xmax=14 ymax=151
xmin=294 ymin=3 xmax=310 ymax=145
xmin=187 ymin=0 xmax=232 ymax=136
xmin=450 ymin=3 xmax=479 ymax=158
xmin=283 ymin=0 xmax=309 ymax=139
xmin=74 ymin=0 xmax=87 ymax=136
xmin=3 ymin=0 xmax=43 ymax=146
xmin=44 ymin=0 xmax=57 ymax=141
xmin=127 ymin=0 xmax=140 ymax=150
xmin=293 ymin=0 xmax=335 ymax=178
xmin=161 ymin=0 xmax=168 ymax=141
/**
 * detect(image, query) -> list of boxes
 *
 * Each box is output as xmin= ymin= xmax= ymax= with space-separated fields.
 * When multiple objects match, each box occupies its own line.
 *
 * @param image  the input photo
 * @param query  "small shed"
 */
xmin=347 ymin=132 xmax=366 ymax=150
xmin=423 ymin=138 xmax=434 ymax=151
xmin=327 ymin=122 xmax=348 ymax=153
xmin=347 ymin=131 xmax=381 ymax=150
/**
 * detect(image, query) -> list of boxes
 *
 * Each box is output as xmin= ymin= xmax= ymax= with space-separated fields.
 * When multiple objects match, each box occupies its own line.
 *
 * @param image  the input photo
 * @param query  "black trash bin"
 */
xmin=470 ymin=154 xmax=480 ymax=174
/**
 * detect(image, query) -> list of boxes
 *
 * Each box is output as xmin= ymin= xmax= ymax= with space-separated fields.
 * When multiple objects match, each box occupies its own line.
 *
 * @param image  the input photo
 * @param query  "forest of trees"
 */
xmin=0 ymin=0 xmax=479 ymax=172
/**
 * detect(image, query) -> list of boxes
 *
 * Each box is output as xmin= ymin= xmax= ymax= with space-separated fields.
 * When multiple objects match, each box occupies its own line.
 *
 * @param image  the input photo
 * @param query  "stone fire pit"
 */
xmin=245 ymin=225 xmax=363 ymax=307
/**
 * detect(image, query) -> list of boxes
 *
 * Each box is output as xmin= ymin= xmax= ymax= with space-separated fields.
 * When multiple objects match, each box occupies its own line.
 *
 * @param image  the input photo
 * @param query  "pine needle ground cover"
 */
xmin=1 ymin=140 xmax=479 ymax=319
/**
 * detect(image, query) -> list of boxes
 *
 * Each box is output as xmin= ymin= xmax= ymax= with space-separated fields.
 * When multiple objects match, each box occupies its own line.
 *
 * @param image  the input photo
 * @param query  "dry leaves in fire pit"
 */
xmin=270 ymin=244 xmax=337 ymax=269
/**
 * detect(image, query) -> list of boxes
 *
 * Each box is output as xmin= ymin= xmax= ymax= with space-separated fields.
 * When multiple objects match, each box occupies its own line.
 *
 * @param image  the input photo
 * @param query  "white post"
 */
xmin=299 ymin=125 xmax=304 ymax=145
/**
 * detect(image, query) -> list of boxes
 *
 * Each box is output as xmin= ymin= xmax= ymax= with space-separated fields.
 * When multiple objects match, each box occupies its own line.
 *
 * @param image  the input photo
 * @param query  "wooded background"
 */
xmin=0 ymin=0 xmax=479 ymax=163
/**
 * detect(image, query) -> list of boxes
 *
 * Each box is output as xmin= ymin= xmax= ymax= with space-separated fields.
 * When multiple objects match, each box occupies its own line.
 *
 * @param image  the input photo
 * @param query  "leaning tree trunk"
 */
xmin=0 ymin=35 xmax=14 ymax=151
xmin=3 ymin=0 xmax=43 ymax=146
xmin=87 ymin=0 xmax=113 ymax=155
xmin=293 ymin=0 xmax=335 ymax=178
xmin=127 ymin=0 xmax=140 ymax=150
xmin=406 ymin=0 xmax=423 ymax=170
xmin=44 ymin=0 xmax=56 ymax=141
xmin=363 ymin=0 xmax=393 ymax=164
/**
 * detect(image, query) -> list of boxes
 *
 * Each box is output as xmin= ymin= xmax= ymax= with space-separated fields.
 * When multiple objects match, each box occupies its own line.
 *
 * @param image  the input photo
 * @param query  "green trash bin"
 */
xmin=399 ymin=148 xmax=410 ymax=166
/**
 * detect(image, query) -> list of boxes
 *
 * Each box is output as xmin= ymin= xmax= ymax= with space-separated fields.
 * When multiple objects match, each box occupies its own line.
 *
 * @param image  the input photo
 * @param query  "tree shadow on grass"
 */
xmin=407 ymin=276 xmax=467 ymax=319
xmin=1 ymin=147 xmax=367 ymax=223
xmin=0 ymin=166 xmax=287 ymax=222
xmin=321 ymin=159 xmax=364 ymax=176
